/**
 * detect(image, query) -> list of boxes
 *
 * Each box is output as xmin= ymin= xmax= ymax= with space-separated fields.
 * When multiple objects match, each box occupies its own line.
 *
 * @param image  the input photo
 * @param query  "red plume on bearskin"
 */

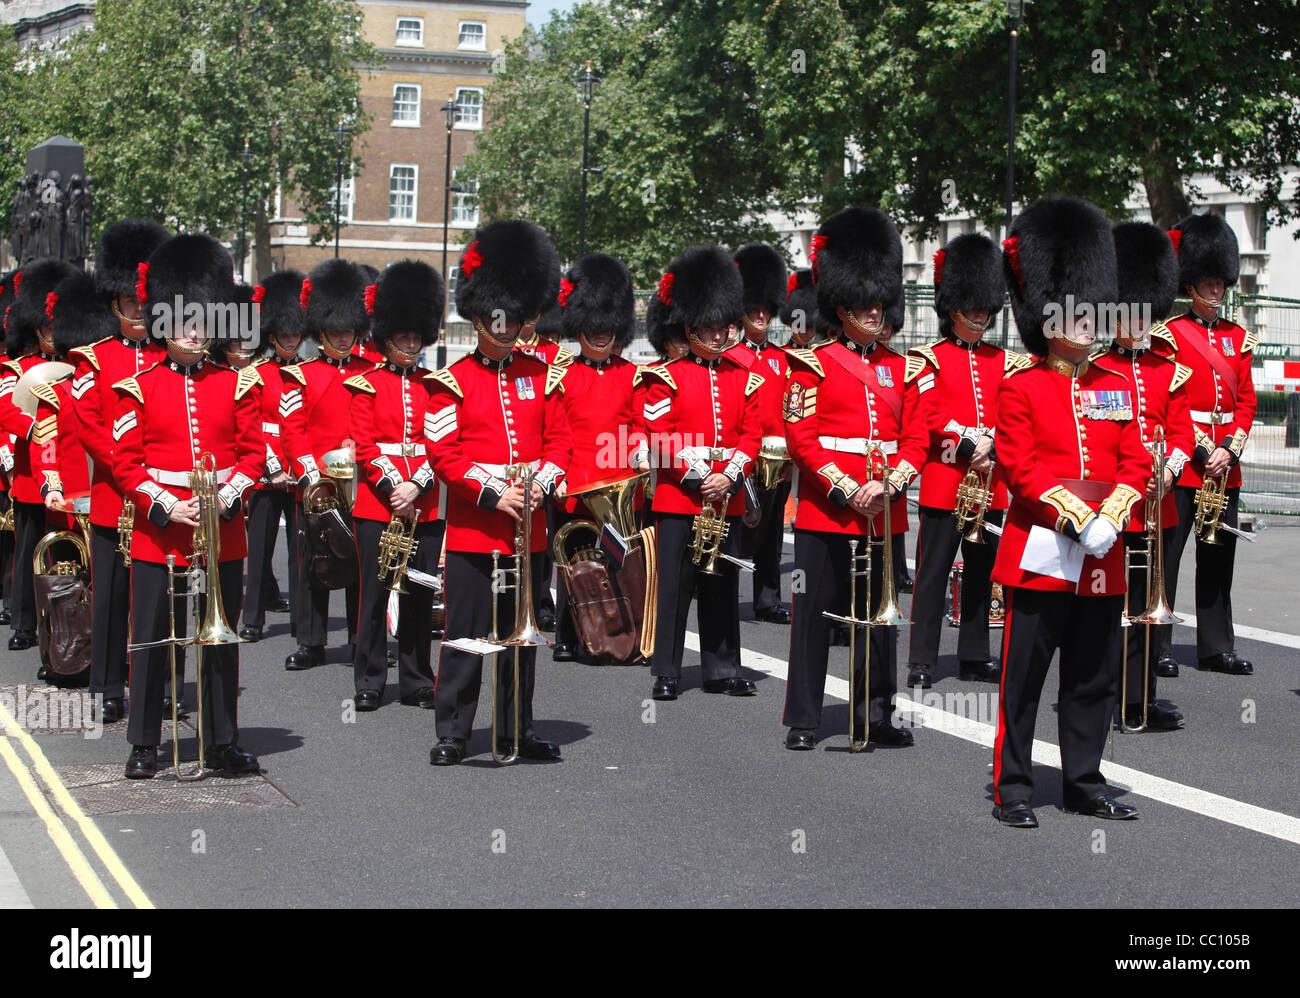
xmin=299 ymin=278 xmax=312 ymax=312
xmin=786 ymin=272 xmax=799 ymax=299
xmin=1001 ymin=237 xmax=1024 ymax=294
xmin=932 ymin=249 xmax=946 ymax=287
xmin=460 ymin=241 xmax=482 ymax=280
xmin=251 ymin=285 xmax=266 ymax=304
xmin=44 ymin=292 xmax=58 ymax=323
xmin=558 ymin=278 xmax=575 ymax=307
xmin=12 ymin=271 xmax=22 ymax=295
xmin=6 ymin=258 xmax=79 ymax=359
xmin=656 ymin=272 xmax=674 ymax=305
xmin=363 ymin=283 xmax=377 ymax=315
xmin=1166 ymin=229 xmax=1182 ymax=256
xmin=135 ymin=262 xmax=149 ymax=304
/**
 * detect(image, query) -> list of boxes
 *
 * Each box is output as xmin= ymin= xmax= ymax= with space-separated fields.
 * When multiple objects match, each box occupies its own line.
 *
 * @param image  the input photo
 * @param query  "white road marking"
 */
xmin=0 ymin=842 xmax=33 ymax=909
xmin=686 ymin=634 xmax=1300 ymax=847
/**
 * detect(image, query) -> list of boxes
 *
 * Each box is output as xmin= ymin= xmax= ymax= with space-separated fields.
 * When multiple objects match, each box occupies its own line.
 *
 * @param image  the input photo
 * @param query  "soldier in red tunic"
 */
xmin=0 ymin=271 xmax=16 ymax=628
xmin=990 ymin=197 xmax=1150 ymax=827
xmin=1092 ymin=222 xmax=1195 ymax=731
xmin=346 ymin=260 xmax=445 ymax=711
xmin=781 ymin=207 xmax=914 ymax=750
xmin=279 ymin=259 xmax=371 ymax=671
xmin=64 ymin=221 xmax=169 ymax=720
xmin=899 ymin=234 xmax=1019 ymax=691
xmin=1 ymin=258 xmax=79 ymax=654
xmin=427 ymin=221 xmax=572 ymax=766
xmin=237 ymin=270 xmax=304 ymax=643
xmin=1150 ymin=213 xmax=1257 ymax=676
xmin=549 ymin=253 xmax=639 ymax=662
xmin=113 ymin=234 xmax=263 ymax=779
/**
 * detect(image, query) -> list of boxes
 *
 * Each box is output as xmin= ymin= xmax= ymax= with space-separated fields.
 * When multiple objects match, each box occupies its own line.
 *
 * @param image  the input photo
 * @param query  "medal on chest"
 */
xmin=874 ymin=365 xmax=894 ymax=388
xmin=1220 ymin=336 xmax=1234 ymax=357
xmin=514 ymin=376 xmax=535 ymax=400
xmin=1078 ymin=389 xmax=1132 ymax=421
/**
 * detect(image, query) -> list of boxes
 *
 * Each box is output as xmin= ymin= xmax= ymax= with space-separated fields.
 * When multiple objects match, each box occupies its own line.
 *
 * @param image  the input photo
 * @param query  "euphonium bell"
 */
xmin=756 ymin=437 xmax=791 ymax=491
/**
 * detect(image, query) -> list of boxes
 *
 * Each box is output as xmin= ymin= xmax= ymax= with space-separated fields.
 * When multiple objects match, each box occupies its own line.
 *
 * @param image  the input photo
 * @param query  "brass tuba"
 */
xmin=551 ymin=471 xmax=647 ymax=567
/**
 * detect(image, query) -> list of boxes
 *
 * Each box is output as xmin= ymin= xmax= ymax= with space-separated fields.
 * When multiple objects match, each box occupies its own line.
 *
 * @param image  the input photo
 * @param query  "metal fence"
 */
xmin=437 ymin=286 xmax=1300 ymax=515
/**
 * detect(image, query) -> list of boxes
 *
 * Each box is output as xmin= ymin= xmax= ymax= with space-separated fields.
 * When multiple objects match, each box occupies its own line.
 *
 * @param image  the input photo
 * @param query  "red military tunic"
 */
xmin=344 ymin=361 xmax=441 ymax=523
xmin=991 ymin=355 xmax=1149 ymax=596
xmin=29 ymin=376 xmax=91 ymax=531
xmin=249 ymin=356 xmax=296 ymax=488
xmin=898 ymin=335 xmax=1030 ymax=511
xmin=555 ymin=353 xmax=639 ymax=513
xmin=1091 ymin=342 xmax=1195 ymax=532
xmin=514 ymin=334 xmax=572 ymax=366
xmin=426 ymin=351 xmax=572 ymax=554
xmin=729 ymin=338 xmax=790 ymax=452
xmin=69 ymin=335 xmax=167 ymax=529
xmin=1151 ymin=314 xmax=1256 ymax=489
xmin=638 ymin=352 xmax=761 ymax=517
xmin=111 ymin=358 xmax=263 ymax=565
xmin=1 ymin=354 xmax=61 ymax=505
xmin=279 ymin=354 xmax=367 ymax=485
xmin=784 ymin=339 xmax=912 ymax=536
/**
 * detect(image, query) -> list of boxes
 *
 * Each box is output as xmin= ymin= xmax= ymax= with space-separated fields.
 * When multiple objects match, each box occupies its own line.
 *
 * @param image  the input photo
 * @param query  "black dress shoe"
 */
xmin=124 ymin=745 xmax=158 ymax=780
xmin=206 ymin=743 xmax=260 ymax=776
xmin=785 ymin=728 xmax=817 ymax=750
xmin=0 ymin=608 xmax=10 ymax=625
xmin=959 ymin=659 xmax=1001 ymax=684
xmin=898 ymin=574 xmax=914 ymax=594
xmin=1199 ymin=652 xmax=1253 ymax=675
xmin=269 ymin=597 xmax=291 ymax=613
xmin=1154 ymin=655 xmax=1179 ymax=678
xmin=651 ymin=677 xmax=678 ymax=701
xmin=755 ymin=605 xmax=792 ymax=624
xmin=551 ymin=643 xmax=578 ymax=662
xmin=702 ymin=677 xmax=757 ymax=696
xmin=537 ymin=607 xmax=556 ymax=632
xmin=399 ymin=687 xmax=436 ymax=709
xmin=97 ymin=696 xmax=125 ymax=725
xmin=1064 ymin=793 xmax=1138 ymax=820
xmin=9 ymin=631 xmax=35 ymax=650
xmin=36 ymin=664 xmax=50 ymax=682
xmin=238 ymin=625 xmax=262 ymax=643
xmin=354 ymin=690 xmax=381 ymax=712
xmin=386 ymin=651 xmax=397 ymax=668
xmin=830 ymin=623 xmax=851 ymax=647
xmin=906 ymin=663 xmax=932 ymax=689
xmin=163 ymin=696 xmax=188 ymax=718
xmin=496 ymin=735 xmax=562 ymax=760
xmin=992 ymin=800 xmax=1038 ymax=828
xmin=867 ymin=721 xmax=914 ymax=747
xmin=284 ymin=645 xmax=323 ymax=671
xmin=430 ymin=737 xmax=466 ymax=766
xmin=1126 ymin=701 xmax=1184 ymax=731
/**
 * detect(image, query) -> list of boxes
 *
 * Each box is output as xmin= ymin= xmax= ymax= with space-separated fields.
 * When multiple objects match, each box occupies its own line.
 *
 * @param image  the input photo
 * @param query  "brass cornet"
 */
xmin=117 ymin=499 xmax=134 ymax=567
xmin=377 ymin=515 xmax=419 ymax=594
xmin=689 ymin=501 xmax=728 ymax=575
xmin=954 ymin=466 xmax=995 ymax=544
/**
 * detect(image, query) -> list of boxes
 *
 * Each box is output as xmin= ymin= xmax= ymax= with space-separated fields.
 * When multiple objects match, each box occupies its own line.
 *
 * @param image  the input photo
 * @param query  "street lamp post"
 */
xmin=239 ymin=137 xmax=250 ymax=281
xmin=577 ymin=61 xmax=601 ymax=259
xmin=438 ymin=98 xmax=460 ymax=370
xmin=334 ymin=118 xmax=349 ymax=259
xmin=1002 ymin=0 xmax=1028 ymax=344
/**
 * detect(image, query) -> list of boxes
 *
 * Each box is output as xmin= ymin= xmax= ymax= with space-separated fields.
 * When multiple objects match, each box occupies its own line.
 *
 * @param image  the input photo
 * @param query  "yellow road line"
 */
xmin=0 ymin=704 xmax=154 ymax=909
xmin=0 ymin=728 xmax=117 ymax=908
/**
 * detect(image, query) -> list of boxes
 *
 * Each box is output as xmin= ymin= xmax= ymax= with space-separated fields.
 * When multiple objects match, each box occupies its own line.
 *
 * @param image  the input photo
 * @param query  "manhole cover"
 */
xmin=50 ymin=764 xmax=298 ymax=816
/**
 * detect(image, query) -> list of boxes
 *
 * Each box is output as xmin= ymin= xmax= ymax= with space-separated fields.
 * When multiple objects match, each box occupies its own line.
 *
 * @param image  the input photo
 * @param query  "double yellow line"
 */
xmin=0 ymin=703 xmax=153 ymax=909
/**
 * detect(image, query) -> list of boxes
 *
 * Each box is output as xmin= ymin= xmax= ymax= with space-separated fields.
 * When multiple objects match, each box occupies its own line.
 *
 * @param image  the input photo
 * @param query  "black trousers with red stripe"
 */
xmin=993 ymin=587 xmax=1122 ymax=807
xmin=1153 ymin=484 xmax=1238 ymax=662
xmin=907 ymin=505 xmax=1003 ymax=669
xmin=90 ymin=524 xmax=131 ymax=700
xmin=11 ymin=499 xmax=48 ymax=637
xmin=242 ymin=488 xmax=297 ymax=630
xmin=293 ymin=500 xmax=358 ymax=649
xmin=651 ymin=512 xmax=742 ymax=683
xmin=1121 ymin=527 xmax=1177 ymax=707
xmin=741 ymin=479 xmax=791 ymax=613
xmin=0 ymin=491 xmax=13 ymax=614
xmin=783 ymin=528 xmax=896 ymax=733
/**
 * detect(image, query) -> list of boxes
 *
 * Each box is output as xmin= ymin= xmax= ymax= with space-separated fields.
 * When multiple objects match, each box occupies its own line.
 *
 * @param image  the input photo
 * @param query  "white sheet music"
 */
xmin=442 ymin=637 xmax=507 ymax=657
xmin=1019 ymin=525 xmax=1085 ymax=583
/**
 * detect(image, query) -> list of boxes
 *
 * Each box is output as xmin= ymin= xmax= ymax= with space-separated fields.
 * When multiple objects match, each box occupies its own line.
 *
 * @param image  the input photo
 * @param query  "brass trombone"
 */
xmin=1121 ymin=427 xmax=1182 ymax=733
xmin=127 ymin=454 xmax=243 ymax=781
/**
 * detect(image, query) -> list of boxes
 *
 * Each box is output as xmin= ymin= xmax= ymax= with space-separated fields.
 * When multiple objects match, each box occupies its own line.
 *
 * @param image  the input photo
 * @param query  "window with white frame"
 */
xmin=389 ymin=165 xmax=417 ymax=222
xmin=454 ymin=88 xmax=483 ymax=129
xmin=395 ymin=17 xmax=423 ymax=47
xmin=392 ymin=84 xmax=421 ymax=126
xmin=458 ymin=21 xmax=486 ymax=50
xmin=329 ymin=175 xmax=355 ymax=223
xmin=447 ymin=266 xmax=459 ymax=303
xmin=450 ymin=168 xmax=479 ymax=226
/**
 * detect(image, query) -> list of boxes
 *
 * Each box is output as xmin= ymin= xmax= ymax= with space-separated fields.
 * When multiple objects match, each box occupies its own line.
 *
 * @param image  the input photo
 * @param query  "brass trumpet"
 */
xmin=954 ymin=466 xmax=994 ymax=544
xmin=117 ymin=499 xmax=134 ymax=568
xmin=689 ymin=501 xmax=728 ymax=575
xmin=377 ymin=515 xmax=419 ymax=594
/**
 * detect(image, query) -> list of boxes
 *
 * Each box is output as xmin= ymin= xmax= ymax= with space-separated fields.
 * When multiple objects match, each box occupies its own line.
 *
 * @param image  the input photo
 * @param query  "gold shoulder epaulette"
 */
xmin=643 ymin=364 xmax=677 ymax=391
xmin=552 ymin=345 xmax=575 ymax=366
xmin=425 ymin=367 xmax=463 ymax=399
xmin=112 ymin=375 xmax=144 ymax=404
xmin=745 ymin=371 xmax=765 ymax=397
xmin=30 ymin=381 xmax=60 ymax=409
xmin=342 ymin=374 xmax=375 ymax=394
xmin=914 ymin=342 xmax=940 ymax=369
xmin=1170 ymin=361 xmax=1193 ymax=393
xmin=904 ymin=354 xmax=928 ymax=384
xmin=545 ymin=364 xmax=566 ymax=395
xmin=70 ymin=342 xmax=101 ymax=370
xmin=1149 ymin=321 xmax=1177 ymax=351
xmin=281 ymin=363 xmax=307 ymax=386
xmin=1242 ymin=330 xmax=1259 ymax=354
xmin=234 ymin=365 xmax=263 ymax=400
xmin=785 ymin=348 xmax=824 ymax=378
xmin=1004 ymin=350 xmax=1036 ymax=375
xmin=3 ymin=359 xmax=23 ymax=377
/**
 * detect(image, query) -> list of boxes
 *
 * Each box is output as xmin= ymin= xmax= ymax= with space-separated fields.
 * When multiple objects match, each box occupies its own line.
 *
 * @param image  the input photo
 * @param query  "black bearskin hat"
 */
xmin=533 ymin=302 xmax=564 ymax=341
xmin=50 ymin=271 xmax=117 ymax=357
xmin=95 ymin=219 xmax=169 ymax=298
xmin=7 ymin=259 xmax=80 ymax=358
xmin=1112 ymin=221 xmax=1178 ymax=322
xmin=454 ymin=220 xmax=558 ymax=325
xmin=302 ymin=258 xmax=370 ymax=338
xmin=733 ymin=243 xmax=787 ymax=316
xmin=885 ymin=297 xmax=905 ymax=337
xmin=779 ymin=269 xmax=828 ymax=340
xmin=370 ymin=259 xmax=444 ymax=349
xmin=1170 ymin=212 xmax=1239 ymax=290
xmin=559 ymin=253 xmax=635 ymax=347
xmin=252 ymin=270 xmax=306 ymax=351
xmin=933 ymin=233 xmax=1005 ymax=338
xmin=662 ymin=244 xmax=743 ymax=330
xmin=0 ymin=270 xmax=18 ymax=341
xmin=209 ymin=284 xmax=257 ymax=359
xmin=646 ymin=292 xmax=683 ymax=358
xmin=812 ymin=206 xmax=902 ymax=328
xmin=141 ymin=234 xmax=238 ymax=337
xmin=1003 ymin=196 xmax=1116 ymax=357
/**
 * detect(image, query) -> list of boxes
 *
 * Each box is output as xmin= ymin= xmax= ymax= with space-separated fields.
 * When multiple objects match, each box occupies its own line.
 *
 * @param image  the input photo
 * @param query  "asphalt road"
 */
xmin=1 ymin=523 xmax=1297 ymax=909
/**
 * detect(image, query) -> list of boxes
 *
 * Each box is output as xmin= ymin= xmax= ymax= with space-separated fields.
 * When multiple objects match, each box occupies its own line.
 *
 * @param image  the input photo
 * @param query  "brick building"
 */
xmin=269 ymin=1 xmax=527 ymax=318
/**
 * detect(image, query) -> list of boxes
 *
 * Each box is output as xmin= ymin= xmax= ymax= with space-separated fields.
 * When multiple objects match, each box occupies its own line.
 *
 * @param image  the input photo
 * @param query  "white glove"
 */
xmin=1078 ymin=517 xmax=1119 ymax=559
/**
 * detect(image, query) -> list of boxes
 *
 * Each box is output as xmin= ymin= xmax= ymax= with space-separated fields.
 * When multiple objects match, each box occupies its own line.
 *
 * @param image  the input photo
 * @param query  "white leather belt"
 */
xmin=1190 ymin=410 xmax=1230 ymax=425
xmin=262 ymin=421 xmax=280 ymax=436
xmin=377 ymin=442 xmax=426 ymax=457
xmin=147 ymin=466 xmax=233 ymax=488
xmin=322 ymin=447 xmax=353 ymax=468
xmin=679 ymin=446 xmax=736 ymax=463
xmin=474 ymin=459 xmax=540 ymax=478
xmin=818 ymin=436 xmax=898 ymax=455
